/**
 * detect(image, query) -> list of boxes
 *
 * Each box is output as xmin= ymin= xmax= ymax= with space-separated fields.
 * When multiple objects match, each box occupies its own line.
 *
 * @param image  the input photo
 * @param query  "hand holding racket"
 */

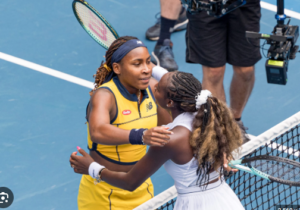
xmin=229 ymin=155 xmax=300 ymax=186
xmin=72 ymin=0 xmax=119 ymax=49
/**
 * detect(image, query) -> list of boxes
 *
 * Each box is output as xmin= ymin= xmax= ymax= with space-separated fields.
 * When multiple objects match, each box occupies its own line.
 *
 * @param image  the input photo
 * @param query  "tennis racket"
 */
xmin=72 ymin=0 xmax=119 ymax=49
xmin=229 ymin=155 xmax=300 ymax=186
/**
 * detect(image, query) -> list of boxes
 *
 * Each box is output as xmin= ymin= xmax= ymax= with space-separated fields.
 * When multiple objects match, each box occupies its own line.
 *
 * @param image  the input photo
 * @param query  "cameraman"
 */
xmin=186 ymin=0 xmax=262 ymax=142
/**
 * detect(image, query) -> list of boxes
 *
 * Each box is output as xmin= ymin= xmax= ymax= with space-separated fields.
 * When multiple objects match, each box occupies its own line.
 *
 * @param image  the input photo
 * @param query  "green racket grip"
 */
xmin=228 ymin=160 xmax=253 ymax=174
xmin=228 ymin=159 xmax=242 ymax=167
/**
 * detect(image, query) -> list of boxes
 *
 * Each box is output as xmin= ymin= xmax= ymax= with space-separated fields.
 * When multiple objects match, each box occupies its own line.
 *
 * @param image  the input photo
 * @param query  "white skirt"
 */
xmin=174 ymin=180 xmax=245 ymax=210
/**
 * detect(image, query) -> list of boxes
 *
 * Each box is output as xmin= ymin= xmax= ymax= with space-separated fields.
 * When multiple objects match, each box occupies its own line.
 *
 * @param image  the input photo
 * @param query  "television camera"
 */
xmin=246 ymin=0 xmax=299 ymax=85
xmin=182 ymin=0 xmax=299 ymax=85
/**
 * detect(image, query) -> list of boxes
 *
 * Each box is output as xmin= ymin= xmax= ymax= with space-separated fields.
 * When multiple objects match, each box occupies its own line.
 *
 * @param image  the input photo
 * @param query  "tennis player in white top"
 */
xmin=70 ymin=68 xmax=244 ymax=210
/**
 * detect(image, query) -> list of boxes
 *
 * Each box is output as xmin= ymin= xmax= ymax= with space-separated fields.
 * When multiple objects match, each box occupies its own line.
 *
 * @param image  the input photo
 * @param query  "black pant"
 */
xmin=185 ymin=0 xmax=262 ymax=67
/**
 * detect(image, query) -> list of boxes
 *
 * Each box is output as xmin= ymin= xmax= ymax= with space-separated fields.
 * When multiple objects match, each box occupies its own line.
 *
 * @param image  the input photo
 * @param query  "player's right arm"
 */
xmin=88 ymin=88 xmax=172 ymax=146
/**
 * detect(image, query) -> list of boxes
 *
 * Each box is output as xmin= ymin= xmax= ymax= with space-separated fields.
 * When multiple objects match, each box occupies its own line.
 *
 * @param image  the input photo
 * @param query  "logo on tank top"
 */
xmin=122 ymin=110 xmax=131 ymax=115
xmin=146 ymin=102 xmax=153 ymax=112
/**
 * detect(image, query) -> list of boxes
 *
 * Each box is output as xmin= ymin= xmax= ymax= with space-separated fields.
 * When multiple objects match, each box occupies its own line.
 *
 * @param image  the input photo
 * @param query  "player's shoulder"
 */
xmin=90 ymin=87 xmax=115 ymax=105
xmin=167 ymin=126 xmax=190 ymax=148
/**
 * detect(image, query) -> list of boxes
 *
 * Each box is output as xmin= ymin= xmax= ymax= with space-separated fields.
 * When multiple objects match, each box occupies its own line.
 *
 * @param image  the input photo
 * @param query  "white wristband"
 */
xmin=152 ymin=66 xmax=168 ymax=81
xmin=88 ymin=162 xmax=105 ymax=179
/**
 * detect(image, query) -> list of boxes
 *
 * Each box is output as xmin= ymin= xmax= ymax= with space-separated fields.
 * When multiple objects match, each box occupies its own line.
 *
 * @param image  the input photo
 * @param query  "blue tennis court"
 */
xmin=1 ymin=1 xmax=300 ymax=209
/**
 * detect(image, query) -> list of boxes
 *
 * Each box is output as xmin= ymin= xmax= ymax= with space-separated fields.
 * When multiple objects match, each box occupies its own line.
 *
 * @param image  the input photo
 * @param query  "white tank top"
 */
xmin=163 ymin=112 xmax=220 ymax=193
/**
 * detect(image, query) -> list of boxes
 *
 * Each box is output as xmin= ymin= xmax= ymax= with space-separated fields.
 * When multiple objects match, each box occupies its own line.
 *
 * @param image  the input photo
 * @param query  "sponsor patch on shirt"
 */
xmin=122 ymin=110 xmax=131 ymax=115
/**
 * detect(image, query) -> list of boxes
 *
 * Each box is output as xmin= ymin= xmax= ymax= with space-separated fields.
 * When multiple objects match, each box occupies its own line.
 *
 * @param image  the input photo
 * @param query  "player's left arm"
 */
xmin=70 ymin=126 xmax=187 ymax=191
xmin=70 ymin=136 xmax=174 ymax=191
xmin=100 ymin=127 xmax=190 ymax=191
xmin=100 ymin=142 xmax=173 ymax=191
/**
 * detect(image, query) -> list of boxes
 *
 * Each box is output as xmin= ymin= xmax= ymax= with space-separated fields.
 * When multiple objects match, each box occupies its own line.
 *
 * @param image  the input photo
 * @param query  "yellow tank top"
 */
xmin=87 ymin=76 xmax=157 ymax=165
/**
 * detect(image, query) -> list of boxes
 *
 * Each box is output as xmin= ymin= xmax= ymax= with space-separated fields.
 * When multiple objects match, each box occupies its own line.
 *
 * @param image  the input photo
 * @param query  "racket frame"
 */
xmin=229 ymin=155 xmax=300 ymax=186
xmin=72 ymin=0 xmax=119 ymax=49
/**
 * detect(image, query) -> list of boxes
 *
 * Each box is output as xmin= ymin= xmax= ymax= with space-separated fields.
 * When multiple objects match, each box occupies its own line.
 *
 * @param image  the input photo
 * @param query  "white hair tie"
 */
xmin=195 ymin=90 xmax=212 ymax=110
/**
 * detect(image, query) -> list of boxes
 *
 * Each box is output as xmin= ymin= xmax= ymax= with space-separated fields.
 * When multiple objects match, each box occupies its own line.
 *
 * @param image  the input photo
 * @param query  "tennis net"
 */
xmin=134 ymin=112 xmax=300 ymax=210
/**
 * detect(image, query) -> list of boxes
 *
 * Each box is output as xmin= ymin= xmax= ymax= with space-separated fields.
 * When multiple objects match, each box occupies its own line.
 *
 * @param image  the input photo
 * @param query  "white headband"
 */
xmin=195 ymin=90 xmax=212 ymax=110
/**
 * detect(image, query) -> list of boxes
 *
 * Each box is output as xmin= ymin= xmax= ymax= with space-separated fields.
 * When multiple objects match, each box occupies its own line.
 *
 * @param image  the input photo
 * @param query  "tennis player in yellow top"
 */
xmin=78 ymin=36 xmax=172 ymax=210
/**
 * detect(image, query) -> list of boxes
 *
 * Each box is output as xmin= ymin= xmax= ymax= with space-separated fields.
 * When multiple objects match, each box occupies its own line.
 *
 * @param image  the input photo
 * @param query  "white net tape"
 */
xmin=234 ymin=111 xmax=300 ymax=159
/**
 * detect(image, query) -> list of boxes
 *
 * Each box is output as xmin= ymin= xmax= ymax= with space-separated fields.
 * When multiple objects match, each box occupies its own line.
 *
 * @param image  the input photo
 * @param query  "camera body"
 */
xmin=180 ymin=0 xmax=246 ymax=17
xmin=265 ymin=60 xmax=288 ymax=85
xmin=265 ymin=25 xmax=299 ymax=85
xmin=267 ymin=25 xmax=299 ymax=60
xmin=246 ymin=0 xmax=299 ymax=85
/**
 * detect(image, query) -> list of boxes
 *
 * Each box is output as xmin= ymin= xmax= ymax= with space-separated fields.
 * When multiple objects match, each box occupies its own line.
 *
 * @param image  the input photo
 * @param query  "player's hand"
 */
xmin=143 ymin=126 xmax=173 ymax=147
xmin=223 ymin=158 xmax=238 ymax=173
xmin=70 ymin=147 xmax=94 ymax=175
xmin=223 ymin=164 xmax=239 ymax=173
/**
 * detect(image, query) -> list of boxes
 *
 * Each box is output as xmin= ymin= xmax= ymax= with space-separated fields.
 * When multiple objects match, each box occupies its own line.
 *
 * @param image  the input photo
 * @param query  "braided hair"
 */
xmin=166 ymin=72 xmax=202 ymax=112
xmin=167 ymin=72 xmax=242 ymax=187
xmin=89 ymin=36 xmax=138 ymax=95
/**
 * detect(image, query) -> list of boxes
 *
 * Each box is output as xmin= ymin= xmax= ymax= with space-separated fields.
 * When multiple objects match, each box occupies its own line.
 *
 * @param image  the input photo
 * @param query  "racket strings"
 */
xmin=74 ymin=2 xmax=118 ymax=49
xmin=252 ymin=160 xmax=300 ymax=182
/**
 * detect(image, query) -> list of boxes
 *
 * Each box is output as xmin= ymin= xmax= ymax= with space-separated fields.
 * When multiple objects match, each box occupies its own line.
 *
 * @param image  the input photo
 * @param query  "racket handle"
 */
xmin=229 ymin=160 xmax=242 ymax=167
